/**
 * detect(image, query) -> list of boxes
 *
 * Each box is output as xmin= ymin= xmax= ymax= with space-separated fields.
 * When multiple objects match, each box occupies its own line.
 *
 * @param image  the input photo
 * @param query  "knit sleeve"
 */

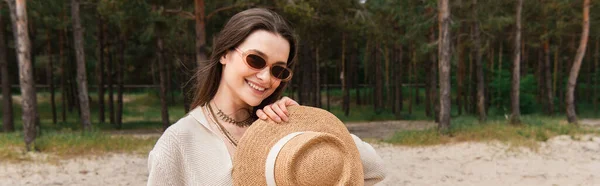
xmin=147 ymin=129 xmax=185 ymax=186
xmin=350 ymin=134 xmax=387 ymax=186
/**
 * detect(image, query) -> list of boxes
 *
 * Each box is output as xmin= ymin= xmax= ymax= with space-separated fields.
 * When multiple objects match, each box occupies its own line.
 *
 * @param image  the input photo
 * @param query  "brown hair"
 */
xmin=190 ymin=8 xmax=298 ymax=113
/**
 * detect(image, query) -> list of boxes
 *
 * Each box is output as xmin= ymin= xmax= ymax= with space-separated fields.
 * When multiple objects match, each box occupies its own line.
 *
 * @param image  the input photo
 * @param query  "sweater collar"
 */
xmin=189 ymin=106 xmax=212 ymax=130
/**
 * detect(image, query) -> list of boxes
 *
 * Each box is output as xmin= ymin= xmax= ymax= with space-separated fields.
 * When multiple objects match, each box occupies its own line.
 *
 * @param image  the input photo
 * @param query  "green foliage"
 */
xmin=489 ymin=68 xmax=540 ymax=114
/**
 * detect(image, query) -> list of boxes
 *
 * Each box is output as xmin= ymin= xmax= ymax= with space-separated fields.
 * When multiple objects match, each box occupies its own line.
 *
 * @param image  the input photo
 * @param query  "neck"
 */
xmin=212 ymin=86 xmax=252 ymax=121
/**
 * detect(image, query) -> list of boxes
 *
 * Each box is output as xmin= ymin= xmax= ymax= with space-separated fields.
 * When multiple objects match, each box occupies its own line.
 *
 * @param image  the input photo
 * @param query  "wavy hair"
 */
xmin=190 ymin=8 xmax=298 ymax=114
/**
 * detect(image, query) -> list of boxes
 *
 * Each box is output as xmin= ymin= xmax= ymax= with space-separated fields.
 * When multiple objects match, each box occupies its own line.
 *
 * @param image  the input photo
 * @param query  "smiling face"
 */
xmin=217 ymin=30 xmax=291 ymax=107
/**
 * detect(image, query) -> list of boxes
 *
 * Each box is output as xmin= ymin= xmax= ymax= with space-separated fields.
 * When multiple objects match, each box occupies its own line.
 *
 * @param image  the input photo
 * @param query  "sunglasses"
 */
xmin=234 ymin=48 xmax=293 ymax=82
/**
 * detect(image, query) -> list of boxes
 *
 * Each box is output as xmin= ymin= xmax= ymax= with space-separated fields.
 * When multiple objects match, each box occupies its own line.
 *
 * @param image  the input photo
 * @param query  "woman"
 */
xmin=147 ymin=8 xmax=385 ymax=185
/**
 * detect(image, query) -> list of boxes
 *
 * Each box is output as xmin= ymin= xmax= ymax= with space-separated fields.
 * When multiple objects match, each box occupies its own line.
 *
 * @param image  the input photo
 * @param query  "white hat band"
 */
xmin=264 ymin=131 xmax=307 ymax=186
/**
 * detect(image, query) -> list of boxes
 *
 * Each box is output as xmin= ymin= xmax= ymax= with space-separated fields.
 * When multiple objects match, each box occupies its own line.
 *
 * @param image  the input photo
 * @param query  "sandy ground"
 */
xmin=375 ymin=135 xmax=600 ymax=186
xmin=1 ymin=134 xmax=599 ymax=186
xmin=0 ymin=154 xmax=148 ymax=186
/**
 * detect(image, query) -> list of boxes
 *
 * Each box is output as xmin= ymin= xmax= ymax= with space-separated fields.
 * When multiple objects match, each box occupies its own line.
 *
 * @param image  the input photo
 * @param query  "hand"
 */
xmin=256 ymin=97 xmax=299 ymax=123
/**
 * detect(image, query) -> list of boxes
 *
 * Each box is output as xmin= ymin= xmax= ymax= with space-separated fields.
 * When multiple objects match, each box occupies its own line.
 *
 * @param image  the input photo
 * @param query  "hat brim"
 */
xmin=232 ymin=106 xmax=364 ymax=185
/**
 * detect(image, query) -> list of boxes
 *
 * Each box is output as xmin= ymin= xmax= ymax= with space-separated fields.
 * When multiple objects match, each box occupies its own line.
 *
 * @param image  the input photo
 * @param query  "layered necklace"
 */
xmin=207 ymin=103 xmax=239 ymax=147
xmin=212 ymin=103 xmax=255 ymax=127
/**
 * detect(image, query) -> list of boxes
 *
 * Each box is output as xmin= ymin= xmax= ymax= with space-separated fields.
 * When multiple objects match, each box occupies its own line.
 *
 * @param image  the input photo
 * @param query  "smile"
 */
xmin=246 ymin=80 xmax=266 ymax=92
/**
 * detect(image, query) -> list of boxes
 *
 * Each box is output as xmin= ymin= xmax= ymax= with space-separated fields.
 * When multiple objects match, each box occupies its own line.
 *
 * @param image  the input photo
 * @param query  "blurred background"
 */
xmin=0 ymin=0 xmax=599 ymax=152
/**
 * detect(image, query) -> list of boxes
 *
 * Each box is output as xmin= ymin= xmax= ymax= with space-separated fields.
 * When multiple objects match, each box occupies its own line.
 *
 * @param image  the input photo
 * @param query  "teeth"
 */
xmin=247 ymin=81 xmax=266 ymax=91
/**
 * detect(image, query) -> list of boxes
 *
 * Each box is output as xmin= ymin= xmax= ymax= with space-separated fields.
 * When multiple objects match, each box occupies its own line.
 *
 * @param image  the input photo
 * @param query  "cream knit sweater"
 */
xmin=147 ymin=107 xmax=386 ymax=186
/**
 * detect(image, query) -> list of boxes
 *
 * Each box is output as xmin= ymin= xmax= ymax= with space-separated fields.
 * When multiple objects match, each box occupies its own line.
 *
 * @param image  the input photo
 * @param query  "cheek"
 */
xmin=225 ymin=63 xmax=252 ymax=79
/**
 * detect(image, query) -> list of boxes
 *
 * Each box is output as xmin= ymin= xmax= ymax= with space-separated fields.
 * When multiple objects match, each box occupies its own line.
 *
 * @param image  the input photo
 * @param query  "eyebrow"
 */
xmin=248 ymin=49 xmax=287 ymax=64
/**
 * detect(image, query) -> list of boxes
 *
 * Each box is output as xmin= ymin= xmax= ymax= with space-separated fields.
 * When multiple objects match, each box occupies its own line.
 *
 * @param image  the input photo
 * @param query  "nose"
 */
xmin=256 ymin=66 xmax=271 ymax=83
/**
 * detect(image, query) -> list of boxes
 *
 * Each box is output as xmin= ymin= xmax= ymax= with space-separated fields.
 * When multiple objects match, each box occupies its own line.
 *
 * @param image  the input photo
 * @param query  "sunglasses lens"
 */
xmin=271 ymin=65 xmax=291 ymax=80
xmin=245 ymin=54 xmax=266 ymax=69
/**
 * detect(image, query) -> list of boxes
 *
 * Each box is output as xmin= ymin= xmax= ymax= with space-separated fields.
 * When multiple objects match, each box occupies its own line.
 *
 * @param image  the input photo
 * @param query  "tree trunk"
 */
xmin=60 ymin=27 xmax=66 ymax=122
xmin=363 ymin=40 xmax=369 ymax=105
xmin=341 ymin=33 xmax=349 ymax=116
xmin=544 ymin=39 xmax=554 ymax=115
xmin=431 ymin=48 xmax=439 ymax=122
xmin=71 ymin=0 xmax=91 ymax=131
xmin=347 ymin=42 xmax=355 ymax=111
xmin=150 ymin=54 xmax=157 ymax=85
xmin=107 ymin=39 xmax=114 ymax=125
xmin=166 ymin=53 xmax=173 ymax=104
xmin=438 ymin=0 xmax=452 ymax=133
xmin=384 ymin=47 xmax=390 ymax=110
xmin=116 ymin=35 xmax=125 ymax=129
xmin=195 ymin=0 xmax=207 ymax=66
xmin=473 ymin=0 xmax=486 ymax=122
xmin=325 ymin=64 xmax=330 ymax=111
xmin=429 ymin=27 xmax=439 ymax=121
xmin=425 ymin=52 xmax=432 ymax=117
xmin=521 ymin=40 xmax=527 ymax=76
xmin=414 ymin=56 xmax=420 ymax=106
xmin=0 ymin=6 xmax=14 ymax=132
xmin=510 ymin=0 xmax=523 ymax=125
xmin=594 ymin=39 xmax=598 ymax=113
xmin=469 ymin=45 xmax=475 ymax=114
xmin=408 ymin=46 xmax=414 ymax=115
xmin=487 ymin=42 xmax=494 ymax=111
xmin=354 ymin=42 xmax=361 ymax=106
xmin=97 ymin=17 xmax=105 ymax=124
xmin=498 ymin=42 xmax=503 ymax=109
xmin=157 ymin=37 xmax=170 ymax=131
xmin=457 ymin=29 xmax=465 ymax=115
xmin=555 ymin=40 xmax=561 ymax=112
xmin=566 ymin=0 xmax=590 ymax=124
xmin=8 ymin=0 xmax=38 ymax=149
xmin=375 ymin=42 xmax=383 ymax=113
xmin=536 ymin=50 xmax=543 ymax=105
xmin=315 ymin=44 xmax=321 ymax=108
xmin=394 ymin=44 xmax=404 ymax=119
xmin=47 ymin=34 xmax=56 ymax=125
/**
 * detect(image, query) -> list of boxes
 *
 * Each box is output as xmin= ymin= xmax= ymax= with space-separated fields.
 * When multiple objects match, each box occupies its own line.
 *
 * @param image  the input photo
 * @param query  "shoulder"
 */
xmin=150 ymin=115 xmax=196 ymax=153
xmin=156 ymin=112 xmax=212 ymax=146
xmin=165 ymin=114 xmax=202 ymax=135
xmin=148 ymin=113 xmax=213 ymax=164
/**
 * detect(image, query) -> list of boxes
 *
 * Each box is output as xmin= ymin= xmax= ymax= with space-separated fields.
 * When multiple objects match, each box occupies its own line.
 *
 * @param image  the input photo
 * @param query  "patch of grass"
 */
xmin=1 ymin=92 xmax=186 ymax=131
xmin=0 ymin=129 xmax=158 ymax=162
xmin=328 ymin=105 xmax=398 ymax=122
xmin=0 ymin=132 xmax=24 ymax=161
xmin=386 ymin=115 xmax=599 ymax=147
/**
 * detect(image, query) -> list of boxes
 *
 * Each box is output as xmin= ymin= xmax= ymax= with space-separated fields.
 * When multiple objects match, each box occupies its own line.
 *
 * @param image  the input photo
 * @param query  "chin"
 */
xmin=242 ymin=96 xmax=263 ymax=107
xmin=247 ymin=101 xmax=262 ymax=107
xmin=242 ymin=93 xmax=275 ymax=107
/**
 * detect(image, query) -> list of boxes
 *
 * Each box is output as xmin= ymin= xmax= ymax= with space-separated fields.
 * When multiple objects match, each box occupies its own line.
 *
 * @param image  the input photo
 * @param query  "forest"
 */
xmin=0 ymin=0 xmax=598 ymax=150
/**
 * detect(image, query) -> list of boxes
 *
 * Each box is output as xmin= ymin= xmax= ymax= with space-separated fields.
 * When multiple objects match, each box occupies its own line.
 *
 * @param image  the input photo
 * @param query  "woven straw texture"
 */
xmin=232 ymin=106 xmax=364 ymax=186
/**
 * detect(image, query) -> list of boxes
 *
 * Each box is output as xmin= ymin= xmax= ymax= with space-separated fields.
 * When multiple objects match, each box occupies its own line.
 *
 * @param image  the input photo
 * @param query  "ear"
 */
xmin=220 ymin=52 xmax=229 ymax=65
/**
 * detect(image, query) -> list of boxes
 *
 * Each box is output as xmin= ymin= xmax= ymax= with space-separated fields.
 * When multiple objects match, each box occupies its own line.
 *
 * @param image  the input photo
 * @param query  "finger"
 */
xmin=282 ymin=97 xmax=299 ymax=106
xmin=277 ymin=100 xmax=289 ymax=115
xmin=256 ymin=109 xmax=268 ymax=120
xmin=263 ymin=106 xmax=281 ymax=123
xmin=271 ymin=104 xmax=288 ymax=122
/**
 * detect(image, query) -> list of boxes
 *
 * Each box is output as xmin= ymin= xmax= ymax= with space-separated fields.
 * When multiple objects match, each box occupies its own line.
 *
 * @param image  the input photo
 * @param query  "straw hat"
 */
xmin=232 ymin=106 xmax=364 ymax=186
